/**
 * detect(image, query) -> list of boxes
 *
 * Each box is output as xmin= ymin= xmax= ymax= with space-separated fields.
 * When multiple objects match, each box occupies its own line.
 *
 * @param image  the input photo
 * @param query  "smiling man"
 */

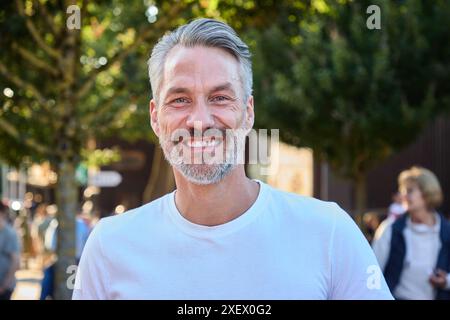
xmin=73 ymin=18 xmax=393 ymax=300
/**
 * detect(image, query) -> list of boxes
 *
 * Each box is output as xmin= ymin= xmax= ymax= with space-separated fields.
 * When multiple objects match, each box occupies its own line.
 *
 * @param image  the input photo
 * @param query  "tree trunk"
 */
xmin=354 ymin=173 xmax=367 ymax=230
xmin=54 ymin=160 xmax=78 ymax=300
xmin=142 ymin=144 xmax=175 ymax=203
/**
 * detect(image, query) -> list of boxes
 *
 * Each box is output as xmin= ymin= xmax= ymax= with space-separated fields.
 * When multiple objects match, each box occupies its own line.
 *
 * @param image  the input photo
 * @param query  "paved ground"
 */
xmin=11 ymin=258 xmax=43 ymax=300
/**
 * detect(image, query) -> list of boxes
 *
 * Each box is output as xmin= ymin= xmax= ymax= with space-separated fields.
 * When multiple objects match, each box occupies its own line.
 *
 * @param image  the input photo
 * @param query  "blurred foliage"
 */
xmin=249 ymin=0 xmax=450 ymax=181
xmin=81 ymin=147 xmax=121 ymax=168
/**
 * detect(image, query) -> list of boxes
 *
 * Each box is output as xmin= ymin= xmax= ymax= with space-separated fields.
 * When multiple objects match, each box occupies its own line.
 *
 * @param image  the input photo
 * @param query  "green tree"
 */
xmin=251 ymin=0 xmax=450 ymax=222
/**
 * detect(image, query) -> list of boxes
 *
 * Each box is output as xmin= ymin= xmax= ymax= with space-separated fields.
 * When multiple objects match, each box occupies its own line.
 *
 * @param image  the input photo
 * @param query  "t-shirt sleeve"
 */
xmin=328 ymin=203 xmax=394 ymax=300
xmin=72 ymin=220 xmax=109 ymax=300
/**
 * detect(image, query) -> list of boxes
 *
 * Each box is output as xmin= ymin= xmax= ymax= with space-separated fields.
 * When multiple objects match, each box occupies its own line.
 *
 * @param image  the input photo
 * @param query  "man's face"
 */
xmin=150 ymin=45 xmax=254 ymax=185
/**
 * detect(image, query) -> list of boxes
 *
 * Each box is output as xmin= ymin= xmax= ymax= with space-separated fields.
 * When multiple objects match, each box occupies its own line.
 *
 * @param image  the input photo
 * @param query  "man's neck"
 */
xmin=173 ymin=166 xmax=260 ymax=226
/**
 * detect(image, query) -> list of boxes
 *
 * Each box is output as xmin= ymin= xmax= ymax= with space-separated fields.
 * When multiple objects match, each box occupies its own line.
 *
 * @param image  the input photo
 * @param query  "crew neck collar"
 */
xmin=166 ymin=180 xmax=269 ymax=238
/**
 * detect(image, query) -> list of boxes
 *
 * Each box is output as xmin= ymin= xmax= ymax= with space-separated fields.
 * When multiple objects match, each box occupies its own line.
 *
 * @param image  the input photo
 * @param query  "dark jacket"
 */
xmin=383 ymin=212 xmax=450 ymax=300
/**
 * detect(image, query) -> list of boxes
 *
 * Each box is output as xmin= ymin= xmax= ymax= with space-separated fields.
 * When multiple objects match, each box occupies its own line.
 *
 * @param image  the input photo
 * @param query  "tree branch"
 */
xmin=75 ymin=28 xmax=153 ymax=100
xmin=82 ymin=86 xmax=128 ymax=125
xmin=36 ymin=0 xmax=59 ymax=36
xmin=0 ymin=116 xmax=51 ymax=155
xmin=0 ymin=61 xmax=50 ymax=108
xmin=75 ymin=2 xmax=184 ymax=100
xmin=16 ymin=0 xmax=61 ymax=60
xmin=12 ymin=42 xmax=59 ymax=76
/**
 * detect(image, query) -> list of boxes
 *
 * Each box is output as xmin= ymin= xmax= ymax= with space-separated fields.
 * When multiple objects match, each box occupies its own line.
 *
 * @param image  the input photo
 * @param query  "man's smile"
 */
xmin=182 ymin=137 xmax=223 ymax=155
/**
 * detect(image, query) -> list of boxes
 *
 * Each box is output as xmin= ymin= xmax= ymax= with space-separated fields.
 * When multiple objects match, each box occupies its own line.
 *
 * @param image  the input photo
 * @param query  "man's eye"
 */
xmin=172 ymin=98 xmax=189 ymax=104
xmin=211 ymin=96 xmax=229 ymax=103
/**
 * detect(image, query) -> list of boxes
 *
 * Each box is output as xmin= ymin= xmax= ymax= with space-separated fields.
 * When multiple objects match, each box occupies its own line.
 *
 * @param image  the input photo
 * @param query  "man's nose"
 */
xmin=186 ymin=99 xmax=214 ymax=130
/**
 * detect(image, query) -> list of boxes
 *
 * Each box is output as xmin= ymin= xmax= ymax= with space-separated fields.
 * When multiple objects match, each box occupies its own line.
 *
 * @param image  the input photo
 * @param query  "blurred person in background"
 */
xmin=40 ymin=207 xmax=92 ymax=299
xmin=372 ymin=166 xmax=450 ymax=300
xmin=0 ymin=202 xmax=21 ymax=300
xmin=32 ymin=204 xmax=51 ymax=245
xmin=363 ymin=211 xmax=382 ymax=244
xmin=14 ymin=207 xmax=35 ymax=268
xmin=75 ymin=211 xmax=92 ymax=264
xmin=31 ymin=203 xmax=51 ymax=268
xmin=387 ymin=192 xmax=406 ymax=221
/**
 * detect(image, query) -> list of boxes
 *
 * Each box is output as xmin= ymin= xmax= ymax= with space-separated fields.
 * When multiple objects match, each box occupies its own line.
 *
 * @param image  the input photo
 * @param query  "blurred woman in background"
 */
xmin=372 ymin=166 xmax=450 ymax=300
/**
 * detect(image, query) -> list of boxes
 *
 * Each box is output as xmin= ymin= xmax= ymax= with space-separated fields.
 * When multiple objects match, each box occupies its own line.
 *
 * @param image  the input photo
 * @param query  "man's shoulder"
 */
xmin=94 ymin=192 xmax=173 ymax=237
xmin=267 ymin=184 xmax=345 ymax=217
xmin=262 ymin=187 xmax=355 ymax=233
xmin=265 ymin=185 xmax=367 ymax=250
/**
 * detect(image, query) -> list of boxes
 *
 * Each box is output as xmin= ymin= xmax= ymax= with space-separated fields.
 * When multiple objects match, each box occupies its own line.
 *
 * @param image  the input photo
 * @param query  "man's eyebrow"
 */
xmin=165 ymin=86 xmax=191 ymax=97
xmin=164 ymin=82 xmax=236 ymax=99
xmin=209 ymin=82 xmax=236 ymax=95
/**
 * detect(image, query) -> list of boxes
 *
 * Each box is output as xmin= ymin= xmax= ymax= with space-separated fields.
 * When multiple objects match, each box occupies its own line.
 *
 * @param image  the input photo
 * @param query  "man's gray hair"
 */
xmin=148 ymin=18 xmax=253 ymax=104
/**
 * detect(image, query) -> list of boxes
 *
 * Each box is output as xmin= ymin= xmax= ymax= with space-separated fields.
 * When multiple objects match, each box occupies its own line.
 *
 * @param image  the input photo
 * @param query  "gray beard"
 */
xmin=159 ymin=135 xmax=241 ymax=185
xmin=159 ymin=123 xmax=248 ymax=185
xmin=173 ymin=163 xmax=236 ymax=185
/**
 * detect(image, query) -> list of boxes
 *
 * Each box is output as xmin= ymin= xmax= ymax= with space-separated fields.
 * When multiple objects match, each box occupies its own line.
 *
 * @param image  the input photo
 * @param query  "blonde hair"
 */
xmin=398 ymin=166 xmax=443 ymax=210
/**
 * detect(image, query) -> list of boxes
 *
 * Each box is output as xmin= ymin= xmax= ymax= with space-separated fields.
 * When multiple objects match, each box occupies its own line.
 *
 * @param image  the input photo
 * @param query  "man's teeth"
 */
xmin=186 ymin=140 xmax=219 ymax=147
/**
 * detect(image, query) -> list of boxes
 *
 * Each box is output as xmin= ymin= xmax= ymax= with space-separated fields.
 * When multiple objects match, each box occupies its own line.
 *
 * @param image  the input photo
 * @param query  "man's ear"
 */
xmin=149 ymin=99 xmax=160 ymax=137
xmin=245 ymin=95 xmax=255 ymax=131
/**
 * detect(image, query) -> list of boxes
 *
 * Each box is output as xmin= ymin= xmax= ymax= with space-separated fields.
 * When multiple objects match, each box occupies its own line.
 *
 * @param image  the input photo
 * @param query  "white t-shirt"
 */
xmin=72 ymin=181 xmax=393 ymax=300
